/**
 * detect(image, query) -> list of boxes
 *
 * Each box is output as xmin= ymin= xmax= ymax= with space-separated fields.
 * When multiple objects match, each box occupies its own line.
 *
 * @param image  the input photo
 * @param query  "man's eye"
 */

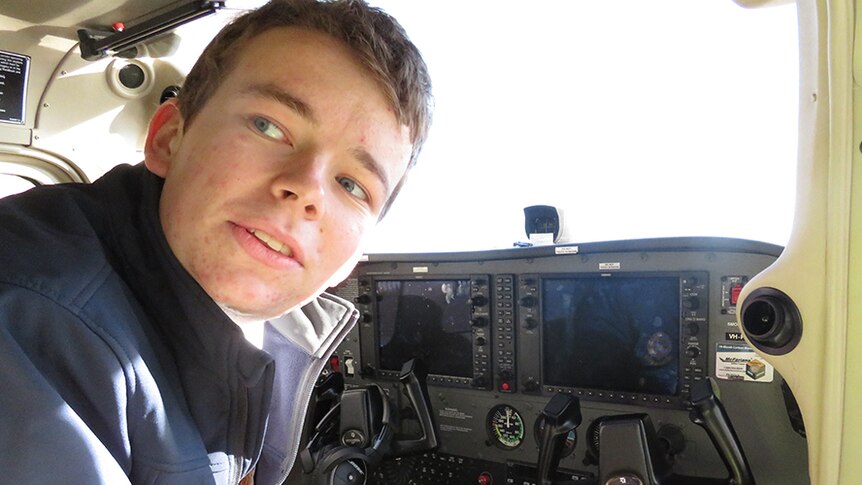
xmin=337 ymin=177 xmax=369 ymax=201
xmin=251 ymin=116 xmax=286 ymax=140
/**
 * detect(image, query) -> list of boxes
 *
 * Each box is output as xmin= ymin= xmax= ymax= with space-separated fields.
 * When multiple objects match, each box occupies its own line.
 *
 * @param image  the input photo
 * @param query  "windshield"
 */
xmin=365 ymin=0 xmax=799 ymax=253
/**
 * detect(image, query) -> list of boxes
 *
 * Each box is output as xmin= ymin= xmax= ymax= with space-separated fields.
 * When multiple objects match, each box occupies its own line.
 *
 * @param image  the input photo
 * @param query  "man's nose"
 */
xmin=270 ymin=154 xmax=327 ymax=220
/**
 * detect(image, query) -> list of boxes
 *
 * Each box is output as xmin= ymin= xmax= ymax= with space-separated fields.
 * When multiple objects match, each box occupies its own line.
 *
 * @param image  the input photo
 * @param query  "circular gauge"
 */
xmin=487 ymin=404 xmax=525 ymax=449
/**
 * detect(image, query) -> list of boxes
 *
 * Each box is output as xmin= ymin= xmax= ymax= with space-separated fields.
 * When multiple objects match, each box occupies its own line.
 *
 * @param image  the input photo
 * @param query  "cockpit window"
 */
xmin=365 ymin=1 xmax=799 ymax=253
xmin=0 ymin=154 xmax=87 ymax=197
xmin=0 ymin=174 xmax=36 ymax=198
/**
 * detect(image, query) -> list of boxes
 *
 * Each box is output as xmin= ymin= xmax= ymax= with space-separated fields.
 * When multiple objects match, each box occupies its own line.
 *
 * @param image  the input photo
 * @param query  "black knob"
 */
xmin=524 ymin=379 xmax=540 ymax=392
xmin=471 ymin=295 xmax=488 ymax=306
xmin=656 ymin=424 xmax=686 ymax=456
xmin=472 ymin=376 xmax=488 ymax=388
xmin=360 ymin=364 xmax=376 ymax=378
xmin=685 ymin=346 xmax=701 ymax=358
xmin=683 ymin=297 xmax=700 ymax=311
xmin=521 ymin=296 xmax=536 ymax=308
xmin=354 ymin=294 xmax=371 ymax=304
xmin=687 ymin=322 xmax=700 ymax=336
xmin=471 ymin=317 xmax=488 ymax=327
xmin=499 ymin=370 xmax=513 ymax=381
xmin=524 ymin=317 xmax=538 ymax=330
xmin=476 ymin=337 xmax=486 ymax=346
xmin=361 ymin=313 xmax=372 ymax=323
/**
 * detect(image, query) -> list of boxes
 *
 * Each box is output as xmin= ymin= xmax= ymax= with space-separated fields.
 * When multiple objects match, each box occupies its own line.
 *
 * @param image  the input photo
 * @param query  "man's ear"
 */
xmin=144 ymin=99 xmax=184 ymax=177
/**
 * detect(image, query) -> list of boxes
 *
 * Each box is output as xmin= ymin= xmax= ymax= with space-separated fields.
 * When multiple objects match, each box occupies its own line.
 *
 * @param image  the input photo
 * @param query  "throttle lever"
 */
xmin=536 ymin=393 xmax=582 ymax=485
xmin=688 ymin=378 xmax=756 ymax=485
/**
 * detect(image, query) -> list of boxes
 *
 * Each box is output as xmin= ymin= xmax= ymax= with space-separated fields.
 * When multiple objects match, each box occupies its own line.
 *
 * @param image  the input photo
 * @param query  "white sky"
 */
xmin=365 ymin=0 xmax=799 ymax=253
xmin=0 ymin=1 xmax=798 ymax=254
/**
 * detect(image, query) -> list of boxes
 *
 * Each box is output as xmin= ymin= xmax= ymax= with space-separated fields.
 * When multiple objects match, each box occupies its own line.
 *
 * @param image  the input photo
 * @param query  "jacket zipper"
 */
xmin=273 ymin=308 xmax=359 ymax=484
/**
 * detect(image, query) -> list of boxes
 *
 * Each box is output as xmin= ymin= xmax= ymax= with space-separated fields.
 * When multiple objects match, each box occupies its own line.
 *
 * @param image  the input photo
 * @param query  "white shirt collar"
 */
xmin=218 ymin=294 xmax=355 ymax=356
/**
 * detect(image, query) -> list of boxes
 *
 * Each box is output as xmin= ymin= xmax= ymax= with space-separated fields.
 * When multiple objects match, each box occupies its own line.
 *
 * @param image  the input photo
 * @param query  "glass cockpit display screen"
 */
xmin=542 ymin=276 xmax=681 ymax=395
xmin=377 ymin=279 xmax=474 ymax=377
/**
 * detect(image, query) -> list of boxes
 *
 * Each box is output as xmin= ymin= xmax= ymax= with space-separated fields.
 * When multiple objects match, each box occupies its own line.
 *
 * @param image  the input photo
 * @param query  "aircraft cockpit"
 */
xmin=2 ymin=0 xmax=859 ymax=484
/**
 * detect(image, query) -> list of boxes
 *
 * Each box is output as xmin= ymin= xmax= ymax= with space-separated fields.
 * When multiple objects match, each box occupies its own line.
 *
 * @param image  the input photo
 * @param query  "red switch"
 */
xmin=328 ymin=355 xmax=340 ymax=373
xmin=730 ymin=284 xmax=743 ymax=306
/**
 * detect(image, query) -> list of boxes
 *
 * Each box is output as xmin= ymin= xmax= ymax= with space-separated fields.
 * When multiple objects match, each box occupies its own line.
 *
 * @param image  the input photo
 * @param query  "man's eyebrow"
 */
xmin=241 ymin=83 xmax=318 ymax=125
xmin=351 ymin=148 xmax=391 ymax=198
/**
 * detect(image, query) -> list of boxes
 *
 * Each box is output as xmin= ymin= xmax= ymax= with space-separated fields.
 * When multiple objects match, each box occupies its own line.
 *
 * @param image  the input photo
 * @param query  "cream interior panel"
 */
xmin=736 ymin=0 xmax=857 ymax=483
xmin=0 ymin=23 xmax=76 ymax=137
xmin=0 ymin=144 xmax=86 ymax=183
xmin=843 ymin=0 xmax=862 ymax=480
xmin=29 ymin=11 xmax=239 ymax=181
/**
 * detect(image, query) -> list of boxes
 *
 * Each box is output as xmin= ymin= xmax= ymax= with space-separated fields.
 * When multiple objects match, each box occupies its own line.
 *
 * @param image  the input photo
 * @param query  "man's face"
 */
xmin=145 ymin=27 xmax=412 ymax=318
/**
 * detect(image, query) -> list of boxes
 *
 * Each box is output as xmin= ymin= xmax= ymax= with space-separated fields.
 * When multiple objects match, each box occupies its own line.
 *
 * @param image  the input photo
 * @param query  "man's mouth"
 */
xmin=248 ymin=228 xmax=293 ymax=257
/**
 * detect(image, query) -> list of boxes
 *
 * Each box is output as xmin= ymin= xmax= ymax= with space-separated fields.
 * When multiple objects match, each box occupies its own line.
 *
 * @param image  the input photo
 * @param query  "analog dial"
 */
xmin=487 ymin=404 xmax=525 ymax=449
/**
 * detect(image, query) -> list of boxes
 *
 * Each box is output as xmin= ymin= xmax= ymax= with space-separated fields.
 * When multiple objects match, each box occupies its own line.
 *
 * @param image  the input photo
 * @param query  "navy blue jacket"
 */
xmin=0 ymin=164 xmax=356 ymax=484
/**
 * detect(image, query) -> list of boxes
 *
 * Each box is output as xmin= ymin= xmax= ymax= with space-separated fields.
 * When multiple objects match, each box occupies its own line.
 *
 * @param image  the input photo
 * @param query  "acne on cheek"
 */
xmin=201 ymin=166 xmax=238 ymax=189
xmin=201 ymin=260 xmax=267 ymax=309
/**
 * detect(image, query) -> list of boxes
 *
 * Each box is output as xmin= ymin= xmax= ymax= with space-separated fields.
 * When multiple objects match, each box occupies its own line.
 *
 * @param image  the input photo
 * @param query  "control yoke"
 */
xmin=538 ymin=379 xmax=755 ymax=485
xmin=687 ymin=378 xmax=756 ymax=485
xmin=535 ymin=393 xmax=583 ymax=485
xmin=300 ymin=358 xmax=439 ymax=485
xmin=391 ymin=358 xmax=439 ymax=454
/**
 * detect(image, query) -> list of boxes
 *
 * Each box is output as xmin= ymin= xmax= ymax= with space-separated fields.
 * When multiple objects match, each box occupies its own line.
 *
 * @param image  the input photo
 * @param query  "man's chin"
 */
xmin=207 ymin=286 xmax=305 ymax=321
xmin=219 ymin=300 xmax=298 ymax=321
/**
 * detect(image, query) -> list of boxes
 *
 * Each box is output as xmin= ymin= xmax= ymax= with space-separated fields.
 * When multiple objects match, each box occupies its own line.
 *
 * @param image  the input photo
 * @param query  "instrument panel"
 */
xmin=317 ymin=238 xmax=809 ymax=485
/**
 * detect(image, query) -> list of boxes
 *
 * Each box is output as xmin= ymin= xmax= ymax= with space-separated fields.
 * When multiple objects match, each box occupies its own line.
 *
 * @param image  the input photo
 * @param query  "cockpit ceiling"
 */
xmin=0 ymin=0 xmax=266 ymax=38
xmin=1 ymin=0 xmax=797 ymax=31
xmin=2 ymin=0 xmax=185 ymax=32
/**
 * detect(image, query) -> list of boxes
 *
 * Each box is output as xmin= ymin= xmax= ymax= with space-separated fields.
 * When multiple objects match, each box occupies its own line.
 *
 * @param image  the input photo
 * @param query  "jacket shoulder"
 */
xmin=0 ymin=179 xmax=116 ymax=306
xmin=0 ymin=270 xmax=214 ymax=483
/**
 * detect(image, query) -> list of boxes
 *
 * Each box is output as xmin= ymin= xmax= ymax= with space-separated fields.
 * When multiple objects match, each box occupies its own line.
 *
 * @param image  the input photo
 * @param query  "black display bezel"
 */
xmin=366 ymin=275 xmax=493 ymax=389
xmin=535 ymin=271 xmax=708 ymax=408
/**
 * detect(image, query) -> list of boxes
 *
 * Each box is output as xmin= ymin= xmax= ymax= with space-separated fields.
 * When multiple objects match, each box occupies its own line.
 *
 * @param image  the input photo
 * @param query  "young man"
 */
xmin=0 ymin=0 xmax=431 ymax=483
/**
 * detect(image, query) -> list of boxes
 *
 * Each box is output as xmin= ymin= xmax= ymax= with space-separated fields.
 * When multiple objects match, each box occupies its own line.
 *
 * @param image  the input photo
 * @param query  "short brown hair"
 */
xmin=178 ymin=0 xmax=432 ymax=216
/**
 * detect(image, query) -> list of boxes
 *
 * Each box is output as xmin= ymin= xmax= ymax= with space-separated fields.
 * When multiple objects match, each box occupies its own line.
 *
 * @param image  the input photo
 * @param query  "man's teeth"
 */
xmin=249 ymin=229 xmax=292 ymax=256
